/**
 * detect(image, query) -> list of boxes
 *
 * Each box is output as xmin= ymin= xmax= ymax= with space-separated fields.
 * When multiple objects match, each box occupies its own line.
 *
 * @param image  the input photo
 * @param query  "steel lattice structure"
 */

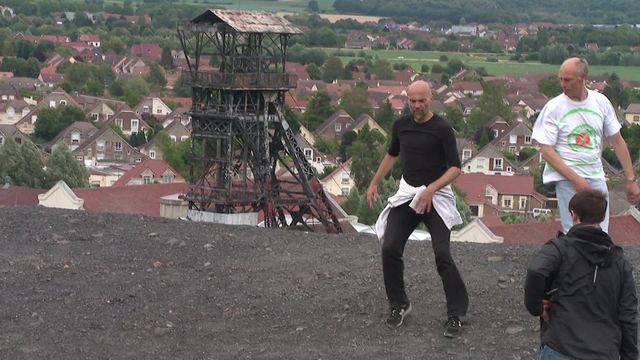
xmin=177 ymin=9 xmax=342 ymax=233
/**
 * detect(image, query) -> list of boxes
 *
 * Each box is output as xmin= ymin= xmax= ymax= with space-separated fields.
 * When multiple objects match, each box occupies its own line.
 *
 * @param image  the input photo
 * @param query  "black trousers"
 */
xmin=381 ymin=201 xmax=469 ymax=317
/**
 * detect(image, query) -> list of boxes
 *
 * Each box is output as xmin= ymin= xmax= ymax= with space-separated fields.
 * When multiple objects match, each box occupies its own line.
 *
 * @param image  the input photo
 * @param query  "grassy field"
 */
xmin=327 ymin=48 xmax=640 ymax=81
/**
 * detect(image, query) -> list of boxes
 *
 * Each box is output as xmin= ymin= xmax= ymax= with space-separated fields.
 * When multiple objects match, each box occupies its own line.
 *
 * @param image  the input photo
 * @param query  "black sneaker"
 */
xmin=443 ymin=316 xmax=462 ymax=338
xmin=386 ymin=303 xmax=412 ymax=329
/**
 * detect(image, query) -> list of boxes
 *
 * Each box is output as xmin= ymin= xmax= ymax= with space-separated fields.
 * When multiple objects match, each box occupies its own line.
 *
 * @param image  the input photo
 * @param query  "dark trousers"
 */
xmin=382 ymin=201 xmax=469 ymax=317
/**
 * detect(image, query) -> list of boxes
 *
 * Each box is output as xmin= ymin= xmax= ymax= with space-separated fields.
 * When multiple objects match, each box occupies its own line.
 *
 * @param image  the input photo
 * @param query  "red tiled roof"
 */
xmin=111 ymin=159 xmax=185 ymax=186
xmin=75 ymin=183 xmax=189 ymax=217
xmin=0 ymin=186 xmax=45 ymax=206
xmin=489 ymin=215 xmax=640 ymax=244
xmin=455 ymin=173 xmax=546 ymax=204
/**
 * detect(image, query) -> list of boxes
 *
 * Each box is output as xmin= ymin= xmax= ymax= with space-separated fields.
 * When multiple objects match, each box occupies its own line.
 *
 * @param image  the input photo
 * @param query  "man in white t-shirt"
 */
xmin=532 ymin=57 xmax=640 ymax=234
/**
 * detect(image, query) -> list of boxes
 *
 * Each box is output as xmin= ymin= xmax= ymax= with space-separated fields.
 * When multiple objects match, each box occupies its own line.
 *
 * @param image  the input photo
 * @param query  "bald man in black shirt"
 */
xmin=368 ymin=80 xmax=468 ymax=337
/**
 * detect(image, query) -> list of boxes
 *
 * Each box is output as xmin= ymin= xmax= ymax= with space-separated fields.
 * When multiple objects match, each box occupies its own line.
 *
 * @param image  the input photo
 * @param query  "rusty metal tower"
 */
xmin=177 ymin=9 xmax=342 ymax=233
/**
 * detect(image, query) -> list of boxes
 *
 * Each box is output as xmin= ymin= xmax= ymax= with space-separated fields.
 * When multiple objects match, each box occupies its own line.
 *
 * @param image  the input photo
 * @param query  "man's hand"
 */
xmin=414 ymin=185 xmax=435 ymax=214
xmin=572 ymin=177 xmax=592 ymax=191
xmin=367 ymin=184 xmax=378 ymax=208
xmin=541 ymin=299 xmax=550 ymax=322
xmin=625 ymin=181 xmax=640 ymax=204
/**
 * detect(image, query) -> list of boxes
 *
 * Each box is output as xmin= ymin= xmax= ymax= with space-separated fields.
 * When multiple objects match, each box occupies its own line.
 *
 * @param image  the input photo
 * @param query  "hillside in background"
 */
xmin=333 ymin=0 xmax=640 ymax=25
xmin=2 ymin=206 xmax=640 ymax=359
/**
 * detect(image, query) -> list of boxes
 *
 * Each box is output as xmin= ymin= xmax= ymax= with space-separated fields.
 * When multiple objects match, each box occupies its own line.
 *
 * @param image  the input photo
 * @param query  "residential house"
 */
xmin=133 ymin=97 xmax=172 ymax=119
xmin=451 ymin=81 xmax=483 ymax=97
xmin=86 ymin=102 xmax=115 ymax=123
xmin=130 ymin=43 xmax=163 ymax=63
xmin=456 ymin=137 xmax=477 ymax=164
xmin=161 ymin=107 xmax=191 ymax=128
xmin=138 ymin=119 xmax=191 ymax=160
xmin=286 ymin=62 xmax=310 ymax=81
xmin=344 ymin=31 xmax=371 ymax=49
xmin=0 ymin=83 xmax=19 ymax=101
xmin=78 ymin=34 xmax=100 ymax=48
xmin=346 ymin=113 xmax=387 ymax=138
xmin=0 ymin=99 xmax=32 ymax=125
xmin=44 ymin=121 xmax=99 ymax=153
xmin=72 ymin=126 xmax=145 ymax=166
xmin=623 ymin=103 xmax=640 ymax=126
xmin=104 ymin=109 xmax=150 ymax=136
xmin=462 ymin=143 xmax=518 ymax=176
xmin=15 ymin=88 xmax=82 ymax=135
xmin=320 ymin=158 xmax=355 ymax=197
xmin=7 ymin=77 xmax=44 ymax=92
xmin=491 ymin=121 xmax=537 ymax=156
xmin=314 ymin=110 xmax=355 ymax=139
xmin=111 ymin=159 xmax=185 ymax=186
xmin=88 ymin=165 xmax=130 ymax=188
xmin=454 ymin=173 xmax=547 ymax=218
xmin=485 ymin=116 xmax=511 ymax=140
xmin=293 ymin=133 xmax=336 ymax=175
xmin=0 ymin=124 xmax=26 ymax=145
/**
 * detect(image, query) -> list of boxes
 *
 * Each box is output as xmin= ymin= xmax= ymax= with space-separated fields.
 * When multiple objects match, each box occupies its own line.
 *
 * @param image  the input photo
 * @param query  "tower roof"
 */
xmin=190 ymin=9 xmax=302 ymax=34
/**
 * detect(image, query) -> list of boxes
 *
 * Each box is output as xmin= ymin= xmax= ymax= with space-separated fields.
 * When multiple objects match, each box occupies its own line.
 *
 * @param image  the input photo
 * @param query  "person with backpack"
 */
xmin=524 ymin=189 xmax=638 ymax=360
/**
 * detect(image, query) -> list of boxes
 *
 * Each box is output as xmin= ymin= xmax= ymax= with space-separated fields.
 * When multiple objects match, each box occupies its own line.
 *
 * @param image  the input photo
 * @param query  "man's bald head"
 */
xmin=407 ymin=80 xmax=432 ymax=97
xmin=560 ymin=57 xmax=589 ymax=78
xmin=407 ymin=80 xmax=433 ymax=123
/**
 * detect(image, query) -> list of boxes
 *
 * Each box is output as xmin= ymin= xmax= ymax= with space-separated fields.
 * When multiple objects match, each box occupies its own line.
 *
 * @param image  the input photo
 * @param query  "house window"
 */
xmin=143 ymin=105 xmax=149 ymax=113
xmin=525 ymin=136 xmax=532 ymax=144
xmin=157 ymin=108 xmax=162 ymax=114
xmin=14 ymin=137 xmax=21 ymax=144
xmin=303 ymin=148 xmax=312 ymax=160
xmin=60 ymin=100 xmax=67 ymax=106
xmin=163 ymin=173 xmax=174 ymax=183
xmin=75 ymin=155 xmax=83 ymax=161
xmin=509 ymin=134 xmax=517 ymax=144
xmin=493 ymin=158 xmax=503 ymax=170
xmin=341 ymin=172 xmax=350 ymax=184
xmin=131 ymin=119 xmax=139 ymax=133
xmin=143 ymin=175 xmax=152 ymax=184
xmin=508 ymin=146 xmax=516 ymax=153
xmin=114 ymin=142 xmax=122 ymax=151
xmin=634 ymin=115 xmax=639 ymax=122
xmin=476 ymin=157 xmax=485 ymax=169
xmin=341 ymin=187 xmax=350 ymax=195
xmin=71 ymin=131 xmax=80 ymax=145
xmin=462 ymin=149 xmax=472 ymax=161
xmin=506 ymin=166 xmax=512 ymax=172
xmin=49 ymin=100 xmax=56 ymax=108
xmin=97 ymin=140 xmax=105 ymax=153
xmin=115 ymin=118 xmax=123 ymax=129
xmin=170 ymin=135 xmax=177 ymax=142
xmin=491 ymin=129 xmax=498 ymax=138
xmin=315 ymin=156 xmax=321 ymax=162
xmin=502 ymin=196 xmax=513 ymax=209
xmin=519 ymin=196 xmax=527 ymax=210
xmin=114 ymin=153 xmax=122 ymax=160
xmin=335 ymin=123 xmax=342 ymax=132
xmin=135 ymin=158 xmax=142 ymax=163
xmin=149 ymin=150 xmax=156 ymax=159
xmin=91 ymin=113 xmax=98 ymax=121
xmin=180 ymin=136 xmax=189 ymax=142
xmin=469 ymin=205 xmax=479 ymax=216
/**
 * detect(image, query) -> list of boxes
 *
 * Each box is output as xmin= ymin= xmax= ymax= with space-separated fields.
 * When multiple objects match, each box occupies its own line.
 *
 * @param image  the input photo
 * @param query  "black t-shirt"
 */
xmin=388 ymin=114 xmax=461 ymax=187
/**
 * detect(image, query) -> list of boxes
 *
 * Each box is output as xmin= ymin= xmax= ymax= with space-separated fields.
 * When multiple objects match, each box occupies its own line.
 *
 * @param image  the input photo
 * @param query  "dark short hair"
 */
xmin=568 ymin=189 xmax=607 ymax=224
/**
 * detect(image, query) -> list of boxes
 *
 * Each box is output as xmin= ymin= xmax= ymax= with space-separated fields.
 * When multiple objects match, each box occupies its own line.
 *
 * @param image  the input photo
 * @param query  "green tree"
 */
xmin=538 ymin=75 xmax=562 ymax=98
xmin=314 ymin=136 xmax=340 ymax=155
xmin=304 ymin=90 xmax=334 ymax=130
xmin=45 ymin=144 xmax=90 ymax=188
xmin=375 ymin=101 xmax=395 ymax=132
xmin=160 ymin=47 xmax=174 ymax=69
xmin=34 ymin=106 xmax=87 ymax=143
xmin=602 ymin=72 xmax=629 ymax=109
xmin=373 ymin=59 xmax=393 ymax=80
xmin=340 ymin=87 xmax=371 ymax=119
xmin=157 ymin=131 xmax=192 ymax=180
xmin=306 ymin=63 xmax=321 ymax=80
xmin=307 ymin=0 xmax=319 ymax=12
xmin=146 ymin=63 xmax=167 ymax=91
xmin=321 ymin=56 xmax=343 ymax=83
xmin=0 ymin=137 xmax=46 ymax=188
xmin=121 ymin=79 xmax=151 ymax=107
xmin=347 ymin=125 xmax=386 ymax=189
